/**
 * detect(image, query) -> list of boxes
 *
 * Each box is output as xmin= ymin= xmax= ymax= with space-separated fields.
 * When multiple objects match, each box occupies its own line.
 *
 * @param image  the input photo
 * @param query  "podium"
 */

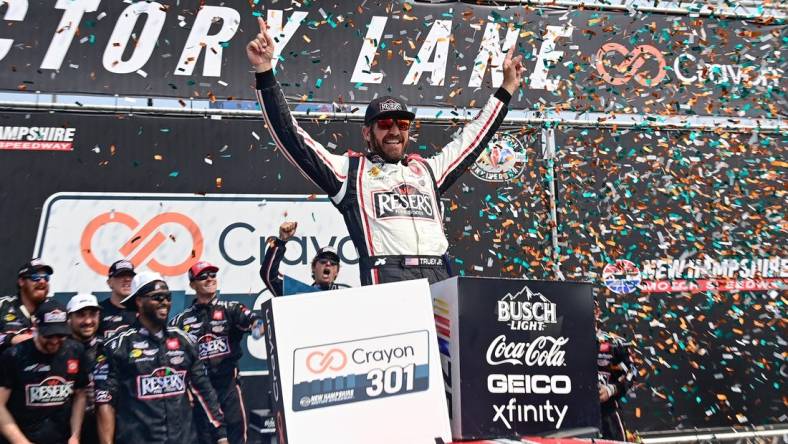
xmin=262 ymin=279 xmax=451 ymax=444
xmin=430 ymin=277 xmax=600 ymax=440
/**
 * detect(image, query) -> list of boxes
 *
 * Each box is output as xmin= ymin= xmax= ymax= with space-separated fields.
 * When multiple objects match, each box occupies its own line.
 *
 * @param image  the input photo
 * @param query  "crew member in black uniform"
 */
xmin=596 ymin=299 xmax=636 ymax=441
xmin=67 ymin=293 xmax=103 ymax=444
xmin=0 ymin=259 xmax=53 ymax=353
xmin=94 ymin=271 xmax=228 ymax=444
xmin=260 ymin=221 xmax=351 ymax=296
xmin=170 ymin=261 xmax=264 ymax=444
xmin=0 ymin=299 xmax=89 ymax=444
xmin=97 ymin=260 xmax=137 ymax=338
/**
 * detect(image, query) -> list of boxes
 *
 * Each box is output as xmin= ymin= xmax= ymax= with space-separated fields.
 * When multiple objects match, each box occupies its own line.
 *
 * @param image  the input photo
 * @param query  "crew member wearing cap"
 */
xmin=67 ymin=293 xmax=102 ymax=444
xmin=247 ymin=18 xmax=524 ymax=285
xmin=596 ymin=298 xmax=636 ymax=441
xmin=97 ymin=260 xmax=137 ymax=338
xmin=170 ymin=262 xmax=264 ymax=444
xmin=95 ymin=272 xmax=228 ymax=444
xmin=260 ymin=221 xmax=351 ymax=296
xmin=0 ymin=258 xmax=54 ymax=353
xmin=0 ymin=299 xmax=89 ymax=444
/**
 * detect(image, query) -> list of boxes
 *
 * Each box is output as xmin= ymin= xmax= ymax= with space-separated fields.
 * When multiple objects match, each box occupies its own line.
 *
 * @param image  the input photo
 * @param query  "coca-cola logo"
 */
xmin=485 ymin=335 xmax=568 ymax=367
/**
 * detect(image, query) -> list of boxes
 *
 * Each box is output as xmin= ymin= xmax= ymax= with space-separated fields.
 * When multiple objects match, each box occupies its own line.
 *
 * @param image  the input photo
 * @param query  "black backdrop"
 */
xmin=0 ymin=110 xmax=785 ymax=432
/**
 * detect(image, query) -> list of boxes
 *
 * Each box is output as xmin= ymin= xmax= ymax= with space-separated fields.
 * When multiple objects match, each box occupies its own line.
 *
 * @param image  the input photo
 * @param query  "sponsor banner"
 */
xmin=262 ymin=279 xmax=451 ymax=443
xmin=33 ymin=192 xmax=360 ymax=293
xmin=291 ymin=331 xmax=430 ymax=411
xmin=0 ymin=126 xmax=76 ymax=151
xmin=603 ymin=257 xmax=788 ymax=295
xmin=0 ymin=1 xmax=783 ymax=116
xmin=435 ymin=277 xmax=598 ymax=439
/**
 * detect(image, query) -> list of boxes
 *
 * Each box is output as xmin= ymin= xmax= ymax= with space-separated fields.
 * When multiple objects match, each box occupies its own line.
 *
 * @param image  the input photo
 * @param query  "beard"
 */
xmin=369 ymin=134 xmax=405 ymax=163
xmin=140 ymin=302 xmax=168 ymax=329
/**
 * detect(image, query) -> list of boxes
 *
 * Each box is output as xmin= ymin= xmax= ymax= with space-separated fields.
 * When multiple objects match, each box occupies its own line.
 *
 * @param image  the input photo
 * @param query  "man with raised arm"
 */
xmin=247 ymin=18 xmax=524 ymax=285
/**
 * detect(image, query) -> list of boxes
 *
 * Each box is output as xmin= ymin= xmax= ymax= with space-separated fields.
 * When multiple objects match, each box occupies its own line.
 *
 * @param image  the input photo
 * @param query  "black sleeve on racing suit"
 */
xmin=260 ymin=237 xmax=286 ymax=297
xmin=0 ymin=347 xmax=18 ymax=389
xmin=176 ymin=330 xmax=227 ymax=442
xmin=255 ymin=70 xmax=349 ymax=198
xmin=611 ymin=336 xmax=635 ymax=401
xmin=94 ymin=335 xmax=122 ymax=407
xmin=228 ymin=300 xmax=260 ymax=332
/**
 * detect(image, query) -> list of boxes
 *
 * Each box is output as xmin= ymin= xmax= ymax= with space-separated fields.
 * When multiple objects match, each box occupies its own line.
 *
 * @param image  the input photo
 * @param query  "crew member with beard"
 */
xmin=247 ymin=18 xmax=524 ymax=285
xmin=0 ymin=259 xmax=53 ymax=353
xmin=95 ymin=272 xmax=228 ymax=444
xmin=97 ymin=260 xmax=137 ymax=339
xmin=260 ymin=221 xmax=351 ymax=296
xmin=67 ymin=293 xmax=102 ymax=444
xmin=170 ymin=261 xmax=264 ymax=444
xmin=0 ymin=299 xmax=89 ymax=444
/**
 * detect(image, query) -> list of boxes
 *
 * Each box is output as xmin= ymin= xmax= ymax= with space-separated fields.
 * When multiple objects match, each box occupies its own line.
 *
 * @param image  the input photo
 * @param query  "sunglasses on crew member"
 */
xmin=316 ymin=259 xmax=339 ymax=267
xmin=24 ymin=273 xmax=50 ymax=282
xmin=193 ymin=271 xmax=218 ymax=281
xmin=375 ymin=118 xmax=411 ymax=131
xmin=140 ymin=292 xmax=172 ymax=303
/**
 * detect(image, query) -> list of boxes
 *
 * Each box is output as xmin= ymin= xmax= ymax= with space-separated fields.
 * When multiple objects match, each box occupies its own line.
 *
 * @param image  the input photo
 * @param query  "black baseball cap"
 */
xmin=34 ymin=299 xmax=70 ymax=337
xmin=108 ymin=259 xmax=136 ymax=278
xmin=18 ymin=258 xmax=53 ymax=277
xmin=364 ymin=96 xmax=415 ymax=126
xmin=312 ymin=246 xmax=340 ymax=265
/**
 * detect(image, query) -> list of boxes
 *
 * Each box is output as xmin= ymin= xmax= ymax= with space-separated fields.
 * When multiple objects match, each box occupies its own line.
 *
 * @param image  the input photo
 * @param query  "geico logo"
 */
xmin=81 ymin=212 xmax=203 ymax=276
xmin=497 ymin=300 xmax=557 ymax=323
xmin=352 ymin=345 xmax=415 ymax=365
xmin=219 ymin=222 xmax=358 ymax=266
xmin=306 ymin=348 xmax=347 ymax=374
xmin=488 ymin=374 xmax=571 ymax=394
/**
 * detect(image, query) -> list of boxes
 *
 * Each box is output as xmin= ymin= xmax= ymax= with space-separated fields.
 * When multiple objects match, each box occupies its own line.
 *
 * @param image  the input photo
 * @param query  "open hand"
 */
xmin=246 ymin=17 xmax=275 ymax=72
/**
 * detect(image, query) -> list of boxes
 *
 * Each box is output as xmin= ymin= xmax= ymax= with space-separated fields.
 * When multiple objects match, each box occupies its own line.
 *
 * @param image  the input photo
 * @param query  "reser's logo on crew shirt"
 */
xmin=198 ymin=334 xmax=231 ymax=360
xmin=372 ymin=184 xmax=434 ymax=220
xmin=136 ymin=367 xmax=186 ymax=400
xmin=25 ymin=376 xmax=74 ymax=406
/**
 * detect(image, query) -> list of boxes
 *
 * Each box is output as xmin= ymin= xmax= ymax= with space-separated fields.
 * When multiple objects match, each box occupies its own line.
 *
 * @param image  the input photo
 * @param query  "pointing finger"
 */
xmin=257 ymin=16 xmax=267 ymax=34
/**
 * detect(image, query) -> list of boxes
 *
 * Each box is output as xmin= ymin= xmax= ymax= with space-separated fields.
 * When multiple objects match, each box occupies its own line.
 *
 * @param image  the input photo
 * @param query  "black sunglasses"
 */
xmin=193 ymin=271 xmax=217 ymax=281
xmin=316 ymin=258 xmax=339 ymax=266
xmin=24 ymin=273 xmax=51 ymax=282
xmin=140 ymin=291 xmax=172 ymax=303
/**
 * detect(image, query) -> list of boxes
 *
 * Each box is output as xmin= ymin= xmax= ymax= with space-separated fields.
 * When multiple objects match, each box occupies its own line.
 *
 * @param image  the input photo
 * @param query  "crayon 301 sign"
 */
xmin=292 ymin=331 xmax=429 ymax=411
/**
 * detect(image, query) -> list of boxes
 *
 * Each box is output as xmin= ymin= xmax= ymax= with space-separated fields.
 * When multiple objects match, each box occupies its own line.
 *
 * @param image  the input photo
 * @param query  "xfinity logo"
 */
xmin=373 ymin=184 xmax=435 ymax=220
xmin=136 ymin=367 xmax=186 ymax=399
xmin=26 ymin=377 xmax=73 ymax=406
xmin=497 ymin=286 xmax=557 ymax=331
xmin=493 ymin=398 xmax=568 ymax=430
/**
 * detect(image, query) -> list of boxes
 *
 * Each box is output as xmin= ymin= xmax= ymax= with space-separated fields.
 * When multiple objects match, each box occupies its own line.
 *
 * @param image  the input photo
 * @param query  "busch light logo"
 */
xmin=25 ymin=376 xmax=74 ymax=406
xmin=497 ymin=285 xmax=558 ymax=331
xmin=136 ymin=367 xmax=187 ymax=400
xmin=471 ymin=133 xmax=526 ymax=182
xmin=198 ymin=334 xmax=231 ymax=360
xmin=603 ymin=260 xmax=641 ymax=294
xmin=373 ymin=184 xmax=435 ymax=220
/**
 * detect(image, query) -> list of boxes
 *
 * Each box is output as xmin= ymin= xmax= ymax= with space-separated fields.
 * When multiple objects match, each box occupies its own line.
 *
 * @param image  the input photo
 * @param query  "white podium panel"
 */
xmin=262 ymin=279 xmax=451 ymax=444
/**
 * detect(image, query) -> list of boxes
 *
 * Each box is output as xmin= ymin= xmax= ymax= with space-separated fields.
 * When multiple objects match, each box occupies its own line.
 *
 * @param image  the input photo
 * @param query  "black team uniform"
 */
xmin=94 ymin=322 xmax=227 ymax=444
xmin=0 ymin=296 xmax=32 ymax=353
xmin=96 ymin=298 xmax=137 ymax=339
xmin=170 ymin=298 xmax=260 ymax=444
xmin=597 ymin=329 xmax=635 ymax=441
xmin=0 ymin=338 xmax=89 ymax=443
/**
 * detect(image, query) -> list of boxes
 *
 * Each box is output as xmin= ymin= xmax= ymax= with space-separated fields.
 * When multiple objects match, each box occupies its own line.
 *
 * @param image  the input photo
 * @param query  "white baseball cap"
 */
xmin=123 ymin=271 xmax=168 ymax=309
xmin=67 ymin=293 xmax=101 ymax=314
